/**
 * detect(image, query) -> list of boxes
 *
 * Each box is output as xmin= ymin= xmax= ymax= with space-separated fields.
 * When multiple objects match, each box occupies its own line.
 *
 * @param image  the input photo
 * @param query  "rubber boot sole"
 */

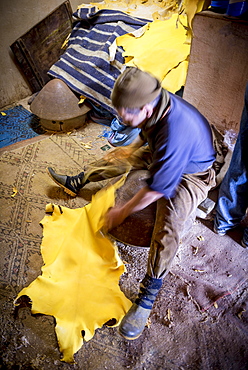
xmin=117 ymin=303 xmax=151 ymax=340
xmin=241 ymin=239 xmax=247 ymax=248
xmin=118 ymin=328 xmax=143 ymax=341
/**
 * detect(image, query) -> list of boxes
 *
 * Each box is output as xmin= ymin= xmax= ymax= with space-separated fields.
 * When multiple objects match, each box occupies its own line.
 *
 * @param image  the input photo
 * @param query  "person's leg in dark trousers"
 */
xmin=214 ymin=83 xmax=248 ymax=246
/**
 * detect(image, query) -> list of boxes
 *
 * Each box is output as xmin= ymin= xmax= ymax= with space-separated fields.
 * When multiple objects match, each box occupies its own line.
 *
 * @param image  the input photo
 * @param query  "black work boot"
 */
xmin=47 ymin=167 xmax=86 ymax=196
xmin=118 ymin=274 xmax=162 ymax=340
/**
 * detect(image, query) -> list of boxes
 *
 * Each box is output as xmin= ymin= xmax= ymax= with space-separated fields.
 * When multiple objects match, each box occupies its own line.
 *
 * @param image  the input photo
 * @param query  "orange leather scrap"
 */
xmin=15 ymin=177 xmax=132 ymax=363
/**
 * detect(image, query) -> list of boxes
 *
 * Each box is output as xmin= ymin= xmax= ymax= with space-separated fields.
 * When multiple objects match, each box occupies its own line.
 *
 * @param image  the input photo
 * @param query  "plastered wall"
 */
xmin=0 ymin=0 xmax=96 ymax=109
xmin=184 ymin=11 xmax=248 ymax=133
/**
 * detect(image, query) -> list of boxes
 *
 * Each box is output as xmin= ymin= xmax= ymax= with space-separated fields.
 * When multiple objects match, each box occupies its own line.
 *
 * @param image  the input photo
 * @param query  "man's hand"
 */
xmin=104 ymin=206 xmax=126 ymax=231
xmin=104 ymin=186 xmax=164 ymax=232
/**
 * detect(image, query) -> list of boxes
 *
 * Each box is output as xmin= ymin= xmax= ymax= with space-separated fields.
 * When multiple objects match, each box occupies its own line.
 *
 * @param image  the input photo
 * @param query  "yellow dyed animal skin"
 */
xmin=116 ymin=15 xmax=191 ymax=93
xmin=15 ymin=177 xmax=132 ymax=363
xmin=84 ymin=0 xmax=206 ymax=92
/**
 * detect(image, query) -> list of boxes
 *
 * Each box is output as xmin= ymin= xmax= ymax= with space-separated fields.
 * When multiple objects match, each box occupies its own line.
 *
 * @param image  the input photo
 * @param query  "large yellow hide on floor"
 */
xmin=15 ymin=178 xmax=132 ymax=363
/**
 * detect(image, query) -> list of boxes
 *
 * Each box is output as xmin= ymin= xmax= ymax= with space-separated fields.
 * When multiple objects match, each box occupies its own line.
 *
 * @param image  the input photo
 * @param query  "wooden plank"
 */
xmin=10 ymin=1 xmax=73 ymax=92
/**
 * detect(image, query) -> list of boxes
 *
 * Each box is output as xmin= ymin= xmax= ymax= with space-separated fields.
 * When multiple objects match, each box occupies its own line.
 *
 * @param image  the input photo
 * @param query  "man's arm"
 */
xmin=105 ymin=186 xmax=164 ymax=231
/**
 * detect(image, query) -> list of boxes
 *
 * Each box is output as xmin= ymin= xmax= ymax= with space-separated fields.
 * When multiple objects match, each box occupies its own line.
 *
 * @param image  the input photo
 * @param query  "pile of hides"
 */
xmin=116 ymin=14 xmax=190 ymax=93
xmin=48 ymin=5 xmax=193 ymax=114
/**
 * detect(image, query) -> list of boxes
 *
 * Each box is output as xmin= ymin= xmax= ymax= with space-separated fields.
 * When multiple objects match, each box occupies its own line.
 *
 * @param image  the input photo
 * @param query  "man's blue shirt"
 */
xmin=143 ymin=92 xmax=216 ymax=198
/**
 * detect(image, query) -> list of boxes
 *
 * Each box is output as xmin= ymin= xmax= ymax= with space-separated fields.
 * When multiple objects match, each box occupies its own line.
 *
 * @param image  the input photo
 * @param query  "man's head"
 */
xmin=111 ymin=68 xmax=162 ymax=128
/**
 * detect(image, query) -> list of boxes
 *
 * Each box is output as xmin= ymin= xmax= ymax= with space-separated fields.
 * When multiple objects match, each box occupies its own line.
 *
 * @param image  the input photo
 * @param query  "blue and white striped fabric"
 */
xmin=48 ymin=7 xmax=149 ymax=114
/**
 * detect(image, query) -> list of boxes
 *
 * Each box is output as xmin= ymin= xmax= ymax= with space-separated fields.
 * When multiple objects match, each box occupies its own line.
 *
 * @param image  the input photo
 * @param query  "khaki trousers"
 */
xmin=84 ymin=146 xmax=216 ymax=279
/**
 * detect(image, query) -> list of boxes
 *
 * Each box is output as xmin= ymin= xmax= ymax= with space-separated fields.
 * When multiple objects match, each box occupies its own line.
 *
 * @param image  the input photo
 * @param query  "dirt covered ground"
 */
xmin=0 ymin=120 xmax=247 ymax=369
